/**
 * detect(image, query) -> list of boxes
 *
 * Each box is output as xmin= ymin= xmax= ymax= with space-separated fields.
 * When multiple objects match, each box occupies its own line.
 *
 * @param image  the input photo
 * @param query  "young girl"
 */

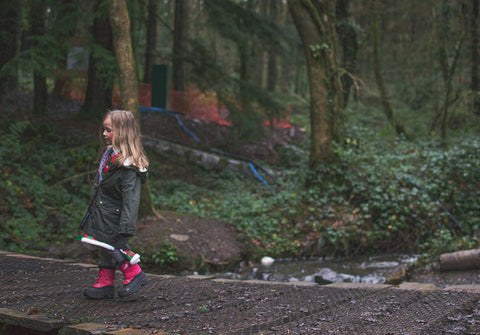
xmin=80 ymin=110 xmax=149 ymax=299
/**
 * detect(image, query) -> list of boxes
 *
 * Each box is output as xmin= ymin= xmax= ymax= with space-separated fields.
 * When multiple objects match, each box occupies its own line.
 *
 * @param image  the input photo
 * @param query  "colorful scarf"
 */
xmin=98 ymin=147 xmax=119 ymax=182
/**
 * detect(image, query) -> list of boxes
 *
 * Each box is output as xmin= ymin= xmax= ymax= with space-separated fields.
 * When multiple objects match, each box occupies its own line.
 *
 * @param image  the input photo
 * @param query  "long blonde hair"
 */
xmin=99 ymin=110 xmax=149 ymax=169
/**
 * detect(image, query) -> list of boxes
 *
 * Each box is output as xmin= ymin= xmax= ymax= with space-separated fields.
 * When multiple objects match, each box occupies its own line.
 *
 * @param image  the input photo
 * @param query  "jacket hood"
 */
xmin=125 ymin=164 xmax=148 ymax=183
xmin=122 ymin=156 xmax=148 ymax=182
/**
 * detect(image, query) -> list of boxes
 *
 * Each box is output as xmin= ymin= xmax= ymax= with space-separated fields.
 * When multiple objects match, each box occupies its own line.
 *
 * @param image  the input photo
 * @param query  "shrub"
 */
xmin=0 ymin=121 xmax=96 ymax=251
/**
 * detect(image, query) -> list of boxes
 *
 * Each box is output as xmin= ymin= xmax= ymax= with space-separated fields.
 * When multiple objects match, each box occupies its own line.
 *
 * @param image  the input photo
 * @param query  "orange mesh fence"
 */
xmin=264 ymin=106 xmax=292 ymax=129
xmin=61 ymin=79 xmax=290 ymax=128
xmin=53 ymin=71 xmax=87 ymax=102
xmin=172 ymin=88 xmax=230 ymax=126
xmin=67 ymin=78 xmax=88 ymax=101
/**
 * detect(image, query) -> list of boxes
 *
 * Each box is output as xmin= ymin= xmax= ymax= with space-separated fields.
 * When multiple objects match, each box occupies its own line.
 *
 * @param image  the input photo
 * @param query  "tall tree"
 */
xmin=371 ymin=0 xmax=408 ymax=139
xmin=279 ymin=2 xmax=295 ymax=95
xmin=81 ymin=0 xmax=115 ymax=121
xmin=288 ymin=0 xmax=343 ymax=172
xmin=172 ymin=0 xmax=190 ymax=91
xmin=265 ymin=0 xmax=281 ymax=142
xmin=467 ymin=0 xmax=480 ymax=115
xmin=51 ymin=0 xmax=80 ymax=99
xmin=253 ymin=0 xmax=267 ymax=87
xmin=143 ymin=0 xmax=158 ymax=84
xmin=266 ymin=0 xmax=278 ymax=93
xmin=204 ymin=0 xmax=275 ymax=139
xmin=0 ymin=0 xmax=22 ymax=99
xmin=435 ymin=0 xmax=464 ymax=144
xmin=29 ymin=0 xmax=48 ymax=116
xmin=335 ymin=0 xmax=357 ymax=108
xmin=107 ymin=0 xmax=139 ymax=116
xmin=107 ymin=0 xmax=154 ymax=217
xmin=237 ymin=0 xmax=257 ymax=128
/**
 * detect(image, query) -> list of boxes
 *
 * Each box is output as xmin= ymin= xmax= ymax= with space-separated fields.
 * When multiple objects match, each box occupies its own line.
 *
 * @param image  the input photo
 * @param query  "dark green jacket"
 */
xmin=80 ymin=164 xmax=147 ymax=246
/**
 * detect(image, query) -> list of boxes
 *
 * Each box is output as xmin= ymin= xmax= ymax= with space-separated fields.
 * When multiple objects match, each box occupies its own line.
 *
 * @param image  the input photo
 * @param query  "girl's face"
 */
xmin=102 ymin=115 xmax=113 ymax=145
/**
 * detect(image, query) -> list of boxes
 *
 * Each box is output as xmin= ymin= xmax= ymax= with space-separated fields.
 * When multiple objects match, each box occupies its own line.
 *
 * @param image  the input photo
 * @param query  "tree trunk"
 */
xmin=253 ymin=0 xmax=267 ymax=87
xmin=266 ymin=0 xmax=278 ymax=93
xmin=437 ymin=0 xmax=464 ymax=146
xmin=469 ymin=0 xmax=480 ymax=115
xmin=107 ymin=0 xmax=139 ymax=117
xmin=81 ymin=0 xmax=114 ymax=121
xmin=335 ymin=0 xmax=357 ymax=108
xmin=371 ymin=0 xmax=409 ymax=139
xmin=288 ymin=0 xmax=343 ymax=172
xmin=265 ymin=0 xmax=279 ymax=147
xmin=33 ymin=73 xmax=48 ymax=116
xmin=143 ymin=0 xmax=158 ymax=84
xmin=439 ymin=0 xmax=451 ymax=144
xmin=0 ymin=0 xmax=22 ymax=98
xmin=52 ymin=0 xmax=78 ymax=99
xmin=439 ymin=249 xmax=480 ymax=271
xmin=172 ymin=0 xmax=190 ymax=91
xmin=127 ymin=1 xmax=141 ymax=81
xmin=107 ymin=0 xmax=153 ymax=217
xmin=228 ymin=0 xmax=261 ymax=140
xmin=279 ymin=4 xmax=293 ymax=94
xmin=30 ymin=0 xmax=48 ymax=116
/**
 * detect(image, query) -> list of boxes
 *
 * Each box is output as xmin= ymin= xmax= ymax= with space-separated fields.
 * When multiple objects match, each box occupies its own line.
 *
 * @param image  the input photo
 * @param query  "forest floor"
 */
xmin=6 ymin=93 xmax=480 ymax=287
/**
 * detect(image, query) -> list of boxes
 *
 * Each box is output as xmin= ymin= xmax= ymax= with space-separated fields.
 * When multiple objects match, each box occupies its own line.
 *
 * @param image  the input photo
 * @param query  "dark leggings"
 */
xmin=99 ymin=235 xmax=129 ymax=269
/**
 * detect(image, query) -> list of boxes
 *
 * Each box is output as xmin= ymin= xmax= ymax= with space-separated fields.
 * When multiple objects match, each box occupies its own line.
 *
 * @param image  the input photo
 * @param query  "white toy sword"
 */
xmin=77 ymin=234 xmax=141 ymax=265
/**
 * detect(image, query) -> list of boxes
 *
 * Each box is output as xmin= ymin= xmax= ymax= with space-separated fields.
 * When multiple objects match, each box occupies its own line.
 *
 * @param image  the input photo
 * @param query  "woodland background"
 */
xmin=0 ymin=0 xmax=479 ymax=268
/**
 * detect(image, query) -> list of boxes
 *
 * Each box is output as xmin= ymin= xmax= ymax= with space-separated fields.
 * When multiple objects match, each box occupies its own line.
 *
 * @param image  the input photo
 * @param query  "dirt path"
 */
xmin=132 ymin=212 xmax=246 ymax=274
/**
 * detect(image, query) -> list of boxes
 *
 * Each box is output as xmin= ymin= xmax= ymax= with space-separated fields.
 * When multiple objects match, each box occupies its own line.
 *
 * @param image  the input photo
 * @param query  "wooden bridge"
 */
xmin=1 ymin=250 xmax=480 ymax=334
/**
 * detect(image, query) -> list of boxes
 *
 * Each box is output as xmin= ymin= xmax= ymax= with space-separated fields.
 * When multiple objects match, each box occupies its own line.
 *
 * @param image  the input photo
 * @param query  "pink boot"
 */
xmin=84 ymin=268 xmax=115 ymax=299
xmin=117 ymin=262 xmax=148 ymax=297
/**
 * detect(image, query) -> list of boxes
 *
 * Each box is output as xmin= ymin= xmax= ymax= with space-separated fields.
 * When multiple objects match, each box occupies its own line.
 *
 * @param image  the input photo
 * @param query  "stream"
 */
xmin=208 ymin=254 xmax=418 ymax=284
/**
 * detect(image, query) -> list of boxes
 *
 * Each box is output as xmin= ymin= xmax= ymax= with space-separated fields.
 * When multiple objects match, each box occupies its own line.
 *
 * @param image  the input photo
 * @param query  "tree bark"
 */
xmin=265 ymin=0 xmax=278 ymax=136
xmin=81 ymin=0 xmax=114 ymax=121
xmin=30 ymin=0 xmax=48 ymax=116
xmin=253 ymin=0 xmax=267 ymax=87
xmin=335 ymin=0 xmax=357 ymax=108
xmin=371 ymin=0 xmax=409 ymax=139
xmin=0 ymin=0 xmax=22 ymax=98
xmin=440 ymin=249 xmax=480 ymax=271
xmin=437 ymin=0 xmax=464 ymax=145
xmin=107 ymin=0 xmax=153 ymax=217
xmin=172 ymin=0 xmax=190 ymax=91
xmin=469 ymin=0 xmax=480 ymax=115
xmin=107 ymin=0 xmax=139 ymax=117
xmin=279 ymin=3 xmax=293 ymax=94
xmin=143 ymin=0 xmax=158 ymax=84
xmin=51 ymin=0 xmax=78 ymax=100
xmin=266 ymin=0 xmax=278 ymax=93
xmin=288 ymin=0 xmax=343 ymax=172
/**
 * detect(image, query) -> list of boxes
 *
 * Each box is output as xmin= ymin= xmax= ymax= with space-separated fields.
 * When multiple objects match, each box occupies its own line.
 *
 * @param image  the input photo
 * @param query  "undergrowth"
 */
xmin=0 ymin=121 xmax=96 ymax=251
xmin=1 ymin=118 xmax=480 ymax=262
xmin=150 ymin=125 xmax=480 ymax=259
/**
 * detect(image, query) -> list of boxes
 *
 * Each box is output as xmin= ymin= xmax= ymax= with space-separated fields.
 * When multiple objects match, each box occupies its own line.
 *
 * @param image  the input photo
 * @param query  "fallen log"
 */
xmin=439 ymin=249 xmax=480 ymax=271
xmin=142 ymin=135 xmax=275 ymax=182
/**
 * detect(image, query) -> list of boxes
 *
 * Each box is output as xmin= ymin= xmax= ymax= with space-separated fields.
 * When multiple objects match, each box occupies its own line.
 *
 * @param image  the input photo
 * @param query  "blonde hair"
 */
xmin=99 ymin=110 xmax=149 ymax=169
